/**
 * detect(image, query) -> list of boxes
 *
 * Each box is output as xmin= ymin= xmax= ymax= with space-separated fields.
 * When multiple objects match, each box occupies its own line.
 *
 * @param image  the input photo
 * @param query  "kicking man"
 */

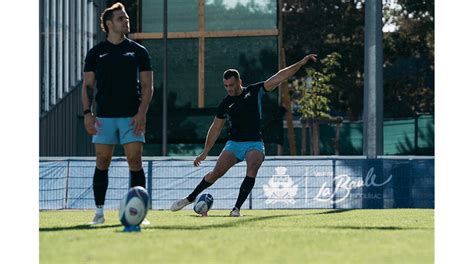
xmin=170 ymin=54 xmax=317 ymax=216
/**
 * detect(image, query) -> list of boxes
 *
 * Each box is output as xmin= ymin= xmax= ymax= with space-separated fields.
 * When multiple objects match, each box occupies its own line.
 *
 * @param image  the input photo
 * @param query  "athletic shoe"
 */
xmin=89 ymin=214 xmax=105 ymax=225
xmin=229 ymin=207 xmax=240 ymax=217
xmin=170 ymin=197 xmax=193 ymax=211
xmin=141 ymin=218 xmax=151 ymax=225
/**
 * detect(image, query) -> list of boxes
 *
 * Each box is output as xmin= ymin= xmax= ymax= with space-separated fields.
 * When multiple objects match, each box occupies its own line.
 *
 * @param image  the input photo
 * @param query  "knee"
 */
xmin=127 ymin=154 xmax=143 ymax=170
xmin=246 ymin=162 xmax=262 ymax=177
xmin=96 ymin=155 xmax=112 ymax=170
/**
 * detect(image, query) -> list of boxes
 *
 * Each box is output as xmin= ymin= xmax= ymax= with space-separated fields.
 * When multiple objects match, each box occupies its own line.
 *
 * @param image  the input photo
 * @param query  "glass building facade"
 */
xmin=133 ymin=0 xmax=280 ymax=156
xmin=40 ymin=0 xmax=103 ymax=114
xmin=39 ymin=0 xmax=281 ymax=156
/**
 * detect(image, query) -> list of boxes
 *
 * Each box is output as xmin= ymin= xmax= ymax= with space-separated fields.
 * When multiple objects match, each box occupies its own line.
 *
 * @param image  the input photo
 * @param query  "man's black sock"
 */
xmin=130 ymin=169 xmax=146 ymax=188
xmin=93 ymin=168 xmax=109 ymax=206
xmin=187 ymin=177 xmax=213 ymax=202
xmin=234 ymin=176 xmax=256 ymax=209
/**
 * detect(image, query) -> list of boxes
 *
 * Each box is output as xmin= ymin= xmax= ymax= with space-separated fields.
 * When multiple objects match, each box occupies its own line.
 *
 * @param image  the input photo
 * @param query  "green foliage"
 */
xmin=383 ymin=0 xmax=434 ymax=117
xmin=282 ymin=0 xmax=434 ymax=118
xmin=293 ymin=52 xmax=341 ymax=120
xmin=283 ymin=0 xmax=365 ymax=120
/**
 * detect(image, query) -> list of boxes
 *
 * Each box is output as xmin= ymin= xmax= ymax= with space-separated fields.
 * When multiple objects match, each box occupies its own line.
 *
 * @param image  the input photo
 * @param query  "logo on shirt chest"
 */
xmin=244 ymin=92 xmax=251 ymax=99
xmin=123 ymin=52 xmax=135 ymax=57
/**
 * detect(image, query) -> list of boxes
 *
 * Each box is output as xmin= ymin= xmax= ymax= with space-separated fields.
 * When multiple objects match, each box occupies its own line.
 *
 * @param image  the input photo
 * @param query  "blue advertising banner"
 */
xmin=39 ymin=157 xmax=434 ymax=210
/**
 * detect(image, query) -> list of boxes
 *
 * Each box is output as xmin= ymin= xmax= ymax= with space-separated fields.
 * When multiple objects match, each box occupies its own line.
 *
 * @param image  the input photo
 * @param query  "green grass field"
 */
xmin=40 ymin=209 xmax=433 ymax=264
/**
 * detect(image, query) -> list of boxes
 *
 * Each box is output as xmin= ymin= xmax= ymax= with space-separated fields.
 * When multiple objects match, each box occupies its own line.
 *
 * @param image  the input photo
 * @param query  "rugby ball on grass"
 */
xmin=119 ymin=186 xmax=149 ymax=227
xmin=193 ymin=193 xmax=214 ymax=215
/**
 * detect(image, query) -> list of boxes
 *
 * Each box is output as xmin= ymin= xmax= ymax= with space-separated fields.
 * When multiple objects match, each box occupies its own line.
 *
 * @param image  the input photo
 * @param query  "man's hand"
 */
xmin=131 ymin=112 xmax=147 ymax=136
xmin=84 ymin=114 xmax=98 ymax=135
xmin=302 ymin=54 xmax=318 ymax=65
xmin=194 ymin=152 xmax=208 ymax=167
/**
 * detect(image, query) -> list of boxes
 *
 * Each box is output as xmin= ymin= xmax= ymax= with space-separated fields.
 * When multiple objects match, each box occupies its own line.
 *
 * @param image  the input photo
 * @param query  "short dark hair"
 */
xmin=100 ymin=2 xmax=125 ymax=33
xmin=223 ymin=69 xmax=240 ymax=80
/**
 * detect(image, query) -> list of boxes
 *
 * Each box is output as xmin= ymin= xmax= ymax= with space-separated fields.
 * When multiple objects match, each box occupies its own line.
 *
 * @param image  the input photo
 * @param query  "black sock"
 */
xmin=93 ymin=168 xmax=109 ymax=206
xmin=130 ymin=169 xmax=146 ymax=188
xmin=187 ymin=177 xmax=213 ymax=202
xmin=234 ymin=176 xmax=256 ymax=209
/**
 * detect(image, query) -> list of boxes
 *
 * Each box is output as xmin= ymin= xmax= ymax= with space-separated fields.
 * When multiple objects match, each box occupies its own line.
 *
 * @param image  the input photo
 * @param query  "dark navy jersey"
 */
xmin=216 ymin=82 xmax=269 ymax=142
xmin=84 ymin=38 xmax=152 ymax=117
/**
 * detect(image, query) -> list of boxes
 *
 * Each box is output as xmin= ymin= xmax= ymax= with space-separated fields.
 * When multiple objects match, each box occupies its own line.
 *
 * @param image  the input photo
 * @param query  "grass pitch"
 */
xmin=40 ymin=209 xmax=433 ymax=263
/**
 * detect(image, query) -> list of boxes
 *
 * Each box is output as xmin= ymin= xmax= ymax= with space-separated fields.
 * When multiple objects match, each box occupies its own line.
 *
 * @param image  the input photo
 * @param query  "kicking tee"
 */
xmin=216 ymin=82 xmax=269 ymax=142
xmin=84 ymin=38 xmax=152 ymax=117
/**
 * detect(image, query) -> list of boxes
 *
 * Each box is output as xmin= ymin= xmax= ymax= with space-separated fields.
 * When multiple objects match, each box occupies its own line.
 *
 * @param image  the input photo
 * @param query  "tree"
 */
xmin=282 ymin=0 xmax=434 ymax=119
xmin=383 ymin=0 xmax=434 ymax=117
xmin=282 ymin=0 xmax=365 ymax=120
xmin=292 ymin=52 xmax=342 ymax=154
xmin=295 ymin=52 xmax=341 ymax=120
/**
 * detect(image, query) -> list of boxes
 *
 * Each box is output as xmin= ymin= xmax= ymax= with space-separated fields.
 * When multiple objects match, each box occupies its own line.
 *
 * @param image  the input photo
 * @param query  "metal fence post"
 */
xmin=249 ymin=191 xmax=253 ymax=209
xmin=332 ymin=159 xmax=336 ymax=209
xmin=147 ymin=160 xmax=153 ymax=209
xmin=414 ymin=114 xmax=419 ymax=155
xmin=64 ymin=159 xmax=70 ymax=209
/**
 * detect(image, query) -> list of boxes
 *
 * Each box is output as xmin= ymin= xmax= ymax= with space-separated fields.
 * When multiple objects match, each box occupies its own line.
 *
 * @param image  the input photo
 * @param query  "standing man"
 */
xmin=170 ymin=54 xmax=317 ymax=216
xmin=82 ymin=3 xmax=153 ymax=225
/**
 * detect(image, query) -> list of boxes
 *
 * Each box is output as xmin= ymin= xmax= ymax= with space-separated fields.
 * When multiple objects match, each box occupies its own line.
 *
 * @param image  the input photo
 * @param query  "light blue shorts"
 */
xmin=223 ymin=140 xmax=265 ymax=162
xmin=92 ymin=117 xmax=145 ymax=145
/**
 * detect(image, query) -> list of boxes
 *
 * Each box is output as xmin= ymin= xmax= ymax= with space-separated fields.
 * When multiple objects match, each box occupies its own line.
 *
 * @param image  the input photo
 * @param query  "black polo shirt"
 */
xmin=84 ymin=38 xmax=152 ymax=117
xmin=216 ymin=82 xmax=269 ymax=142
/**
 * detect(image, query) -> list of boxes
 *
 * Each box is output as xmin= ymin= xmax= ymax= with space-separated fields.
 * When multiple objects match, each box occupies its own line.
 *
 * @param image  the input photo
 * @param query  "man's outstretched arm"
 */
xmin=263 ymin=54 xmax=317 ymax=92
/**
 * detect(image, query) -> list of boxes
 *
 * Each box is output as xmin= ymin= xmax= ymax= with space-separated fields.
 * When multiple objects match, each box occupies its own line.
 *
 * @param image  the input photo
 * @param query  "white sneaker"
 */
xmin=141 ymin=218 xmax=151 ymax=225
xmin=89 ymin=214 xmax=105 ymax=225
xmin=229 ymin=208 xmax=240 ymax=217
xmin=170 ymin=197 xmax=193 ymax=211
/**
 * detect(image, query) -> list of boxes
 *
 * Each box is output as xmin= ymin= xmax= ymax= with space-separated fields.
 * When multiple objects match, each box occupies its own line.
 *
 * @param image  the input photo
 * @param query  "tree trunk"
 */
xmin=311 ymin=119 xmax=320 ymax=155
xmin=279 ymin=48 xmax=296 ymax=155
xmin=301 ymin=119 xmax=307 ymax=155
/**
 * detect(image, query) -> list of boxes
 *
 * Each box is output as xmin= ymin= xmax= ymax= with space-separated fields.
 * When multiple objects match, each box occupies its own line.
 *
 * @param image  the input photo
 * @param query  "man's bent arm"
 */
xmin=138 ymin=71 xmax=154 ymax=115
xmin=202 ymin=117 xmax=225 ymax=155
xmin=81 ymin=72 xmax=96 ymax=112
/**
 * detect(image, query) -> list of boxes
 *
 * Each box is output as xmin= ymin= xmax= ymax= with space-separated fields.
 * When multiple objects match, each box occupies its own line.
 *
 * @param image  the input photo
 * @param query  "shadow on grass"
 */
xmin=40 ymin=209 xmax=431 ymax=232
xmin=40 ymin=224 xmax=122 ymax=232
xmin=315 ymin=209 xmax=353 ymax=215
xmin=320 ymin=226 xmax=432 ymax=231
xmin=39 ymin=210 xmax=347 ymax=232
xmin=149 ymin=209 xmax=430 ymax=231
xmin=149 ymin=209 xmax=355 ymax=231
